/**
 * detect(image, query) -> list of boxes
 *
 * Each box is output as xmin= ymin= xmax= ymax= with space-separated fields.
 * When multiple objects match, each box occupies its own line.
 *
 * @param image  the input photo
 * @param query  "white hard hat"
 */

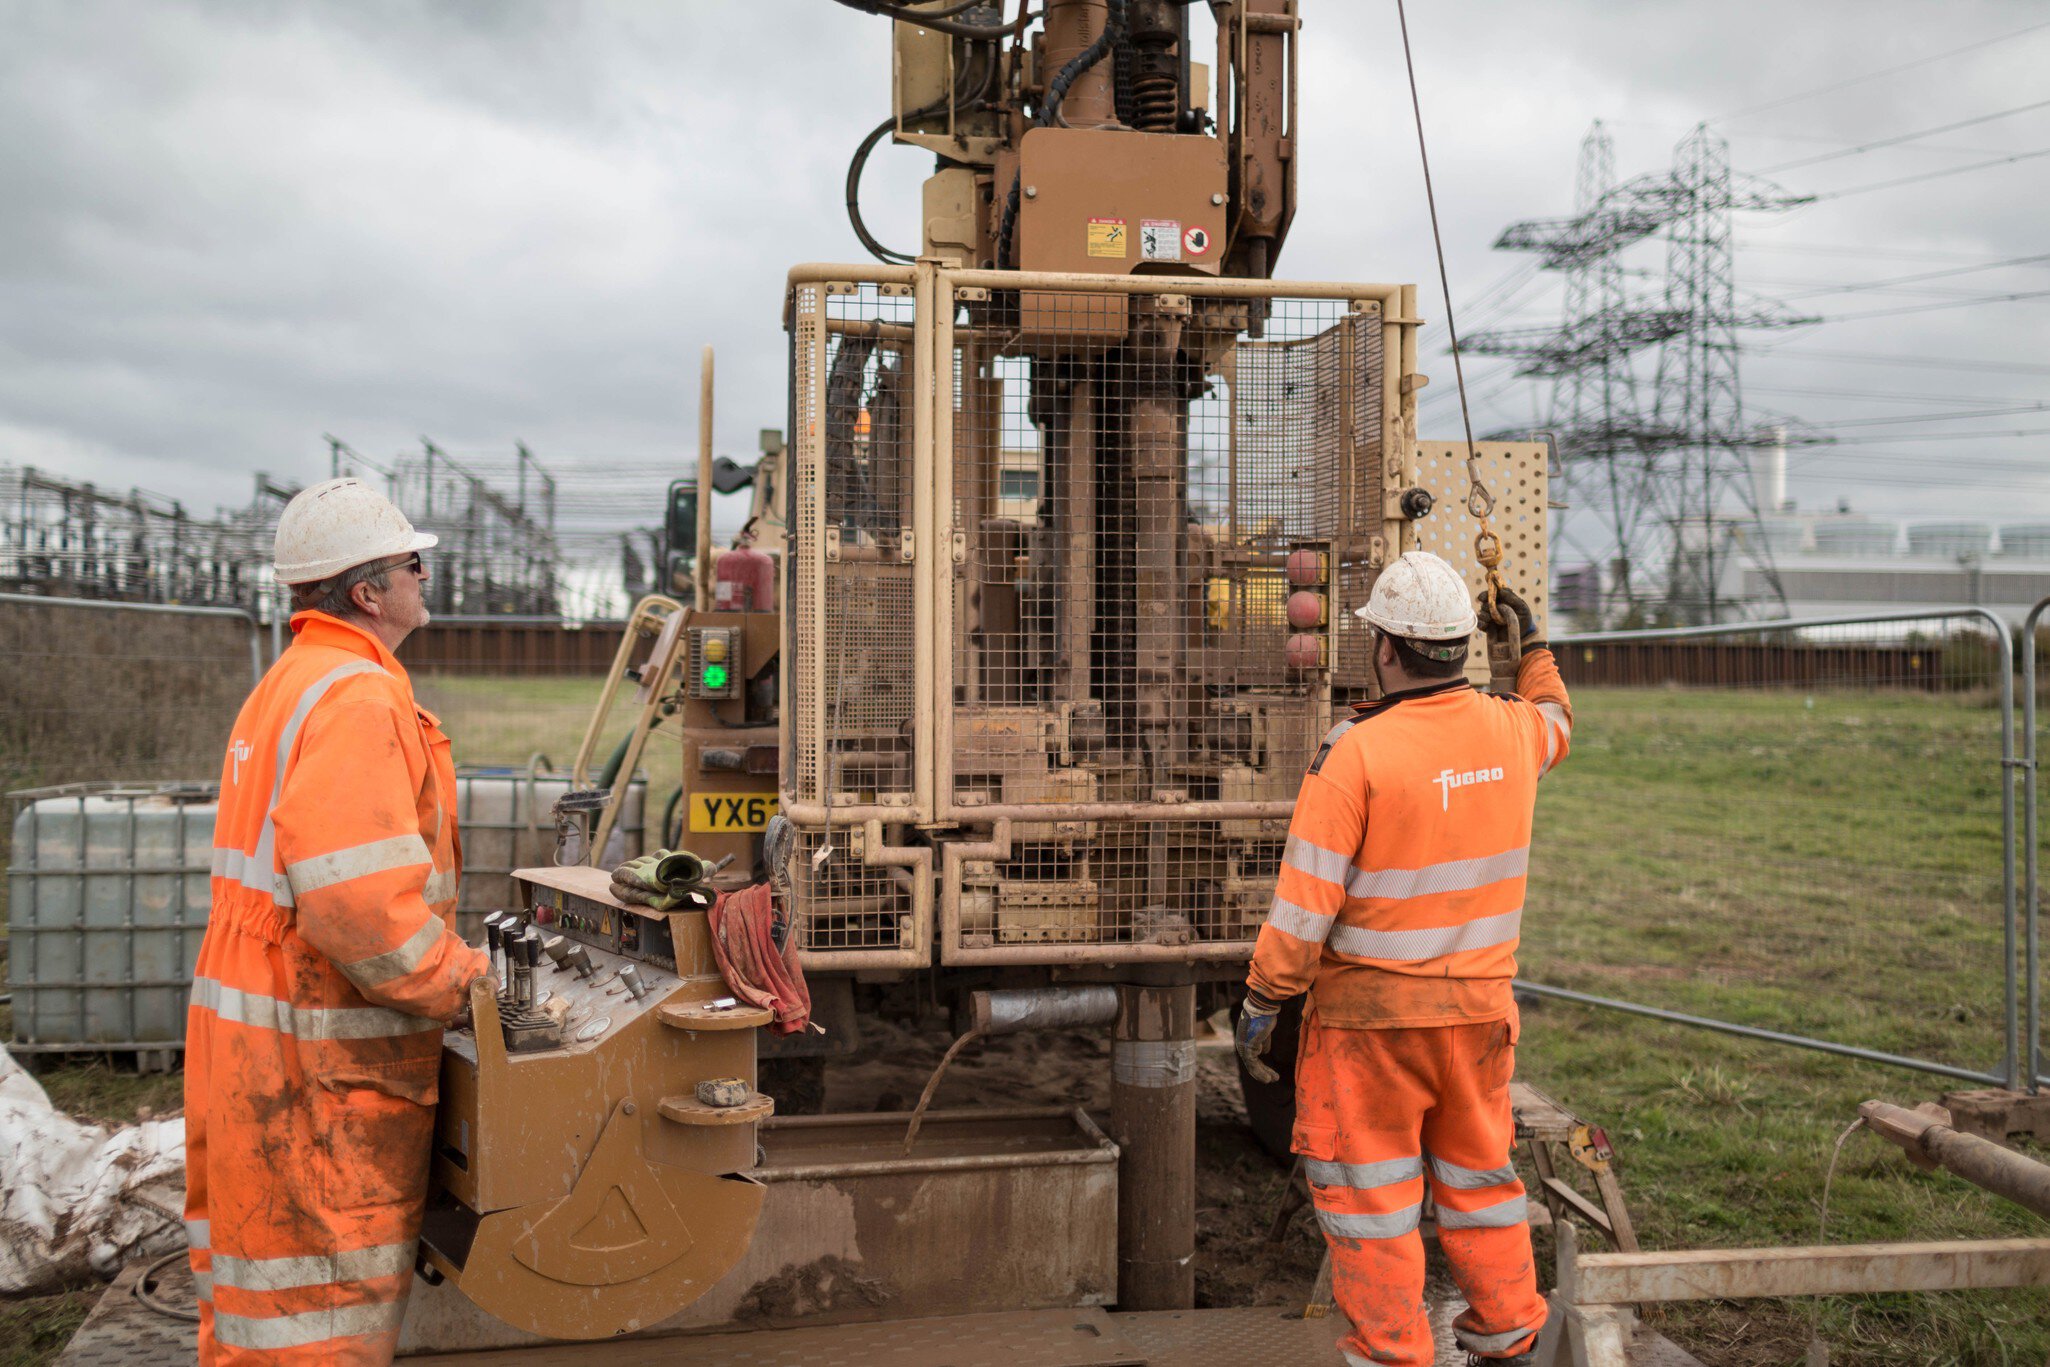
xmin=1355 ymin=550 xmax=1477 ymax=640
xmin=272 ymin=478 xmax=437 ymax=585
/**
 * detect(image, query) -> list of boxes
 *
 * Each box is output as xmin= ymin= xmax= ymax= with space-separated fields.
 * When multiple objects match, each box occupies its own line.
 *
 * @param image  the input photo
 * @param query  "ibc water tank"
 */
xmin=7 ymin=786 xmax=214 ymax=1056
xmin=7 ymin=773 xmax=649 ymax=1054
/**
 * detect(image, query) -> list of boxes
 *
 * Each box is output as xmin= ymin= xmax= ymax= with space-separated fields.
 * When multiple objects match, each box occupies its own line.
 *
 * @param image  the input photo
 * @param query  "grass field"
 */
xmin=6 ymin=678 xmax=2046 ymax=1365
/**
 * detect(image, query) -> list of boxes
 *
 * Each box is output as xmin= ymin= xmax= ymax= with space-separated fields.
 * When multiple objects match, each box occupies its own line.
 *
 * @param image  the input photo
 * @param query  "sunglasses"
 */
xmin=395 ymin=552 xmax=426 ymax=577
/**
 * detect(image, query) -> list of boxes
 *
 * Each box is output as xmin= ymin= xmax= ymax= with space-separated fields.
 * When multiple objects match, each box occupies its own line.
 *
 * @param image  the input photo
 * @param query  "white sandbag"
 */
xmin=0 ymin=1049 xmax=187 ymax=1293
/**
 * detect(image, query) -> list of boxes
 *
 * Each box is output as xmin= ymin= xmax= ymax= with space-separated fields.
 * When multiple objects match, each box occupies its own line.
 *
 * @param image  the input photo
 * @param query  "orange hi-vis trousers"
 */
xmin=1293 ymin=1011 xmax=1545 ymax=1366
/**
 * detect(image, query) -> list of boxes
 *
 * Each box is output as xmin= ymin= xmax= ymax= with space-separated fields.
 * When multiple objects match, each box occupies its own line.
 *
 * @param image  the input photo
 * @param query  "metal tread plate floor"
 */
xmin=408 ymin=1306 xmax=1354 ymax=1366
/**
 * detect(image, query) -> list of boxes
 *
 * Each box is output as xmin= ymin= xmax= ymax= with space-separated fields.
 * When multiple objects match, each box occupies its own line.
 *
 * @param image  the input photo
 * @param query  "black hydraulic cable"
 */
xmin=1042 ymin=0 xmax=1125 ymax=127
xmin=848 ymin=115 xmax=920 ymax=263
xmin=830 ymin=0 xmax=1034 ymax=40
xmin=845 ymin=47 xmax=995 ymax=264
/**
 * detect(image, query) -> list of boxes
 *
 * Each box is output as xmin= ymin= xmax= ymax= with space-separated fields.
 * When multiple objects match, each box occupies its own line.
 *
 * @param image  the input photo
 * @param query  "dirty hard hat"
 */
xmin=272 ymin=477 xmax=438 ymax=585
xmin=1356 ymin=550 xmax=1477 ymax=640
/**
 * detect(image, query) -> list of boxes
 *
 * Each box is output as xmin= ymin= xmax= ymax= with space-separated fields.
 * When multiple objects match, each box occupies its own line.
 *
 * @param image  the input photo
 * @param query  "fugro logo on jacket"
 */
xmin=1432 ymin=765 xmax=1505 ymax=811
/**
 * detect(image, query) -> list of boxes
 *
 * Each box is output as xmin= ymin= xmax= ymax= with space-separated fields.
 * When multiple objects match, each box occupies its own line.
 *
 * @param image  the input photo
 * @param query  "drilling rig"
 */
xmin=423 ymin=0 xmax=1549 ymax=1347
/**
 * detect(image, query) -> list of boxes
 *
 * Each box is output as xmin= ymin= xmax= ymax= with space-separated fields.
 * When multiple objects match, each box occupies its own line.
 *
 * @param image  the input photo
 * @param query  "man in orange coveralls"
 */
xmin=185 ymin=478 xmax=490 ymax=1365
xmin=1236 ymin=550 xmax=1573 ymax=1367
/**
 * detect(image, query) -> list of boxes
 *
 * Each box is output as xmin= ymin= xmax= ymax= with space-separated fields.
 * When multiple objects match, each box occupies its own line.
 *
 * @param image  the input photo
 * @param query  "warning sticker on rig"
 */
xmin=1140 ymin=219 xmax=1181 ymax=261
xmin=690 ymin=792 xmax=781 ymax=833
xmin=1087 ymin=217 xmax=1127 ymax=258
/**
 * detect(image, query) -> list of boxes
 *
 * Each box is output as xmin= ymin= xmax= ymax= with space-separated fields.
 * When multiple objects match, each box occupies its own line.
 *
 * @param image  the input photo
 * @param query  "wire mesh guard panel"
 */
xmin=1531 ymin=616 xmax=2013 ymax=1077
xmin=788 ymin=282 xmax=921 ymax=814
xmin=789 ymin=828 xmax=917 ymax=955
xmin=945 ymin=289 xmax=1386 ymax=951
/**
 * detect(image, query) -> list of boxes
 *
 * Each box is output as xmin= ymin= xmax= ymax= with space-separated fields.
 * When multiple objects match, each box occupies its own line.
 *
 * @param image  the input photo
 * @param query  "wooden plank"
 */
xmin=1573 ymin=1238 xmax=2050 ymax=1306
xmin=1540 ymin=1176 xmax=1615 ymax=1238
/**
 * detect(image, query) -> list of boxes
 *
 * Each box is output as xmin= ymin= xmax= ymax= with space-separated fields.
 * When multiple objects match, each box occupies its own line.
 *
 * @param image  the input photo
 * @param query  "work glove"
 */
xmin=1479 ymin=583 xmax=1539 ymax=646
xmin=1236 ymin=989 xmax=1285 ymax=1084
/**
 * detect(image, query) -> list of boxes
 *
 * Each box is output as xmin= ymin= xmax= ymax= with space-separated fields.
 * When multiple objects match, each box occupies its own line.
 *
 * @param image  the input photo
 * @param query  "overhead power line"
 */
xmin=1815 ymin=287 xmax=2050 ymax=323
xmin=1766 ymin=253 xmax=2050 ymax=301
xmin=1753 ymin=345 xmax=2050 ymax=377
xmin=1824 ymin=402 xmax=2050 ymax=429
xmin=1707 ymin=18 xmax=2050 ymax=125
xmin=1754 ymin=98 xmax=2050 ymax=174
xmin=1739 ymin=240 xmax=2047 ymax=265
xmin=1808 ymin=145 xmax=2050 ymax=201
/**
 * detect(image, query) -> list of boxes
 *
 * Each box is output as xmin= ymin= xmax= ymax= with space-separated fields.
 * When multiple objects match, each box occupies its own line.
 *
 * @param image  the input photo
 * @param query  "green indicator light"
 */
xmin=702 ymin=663 xmax=729 ymax=690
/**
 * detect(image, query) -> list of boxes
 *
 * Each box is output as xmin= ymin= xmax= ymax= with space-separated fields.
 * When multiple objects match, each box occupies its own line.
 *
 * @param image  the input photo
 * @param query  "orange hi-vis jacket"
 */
xmin=1248 ymin=648 xmax=1573 ymax=1028
xmin=184 ymin=610 xmax=487 ymax=1365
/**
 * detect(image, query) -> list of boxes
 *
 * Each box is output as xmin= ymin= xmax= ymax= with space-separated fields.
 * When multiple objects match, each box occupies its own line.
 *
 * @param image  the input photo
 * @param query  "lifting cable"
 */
xmin=1393 ymin=0 xmax=1509 ymax=631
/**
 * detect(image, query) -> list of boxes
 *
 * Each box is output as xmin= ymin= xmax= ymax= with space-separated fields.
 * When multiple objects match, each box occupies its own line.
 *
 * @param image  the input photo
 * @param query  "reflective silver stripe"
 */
xmin=422 ymin=867 xmax=458 ymax=905
xmin=186 ymin=1219 xmax=209 ymax=1252
xmin=1283 ymin=835 xmax=1353 ymax=888
xmin=1345 ymin=847 xmax=1529 ymax=901
xmin=213 ymin=1241 xmax=415 ymax=1293
xmin=1541 ymin=708 xmax=1571 ymax=771
xmin=193 ymin=1270 xmax=213 ymax=1300
xmin=1435 ymin=1194 xmax=1529 ymax=1230
xmin=1342 ymin=1353 xmax=1380 ymax=1367
xmin=1307 ymin=717 xmax=1358 ymax=776
xmin=214 ymin=1299 xmax=406 ymax=1351
xmin=1112 ymin=1039 xmax=1197 ymax=1088
xmin=190 ymin=976 xmax=438 ymax=1041
xmin=1316 ymin=1202 xmax=1422 ymax=1240
xmin=1305 ymin=1156 xmax=1423 ymax=1191
xmin=1454 ymin=1320 xmax=1545 ymax=1354
xmin=1329 ymin=909 xmax=1522 ymax=963
xmin=249 ymin=660 xmax=392 ymax=909
xmin=1430 ymin=1154 xmax=1520 ymax=1190
xmin=211 ymin=846 xmax=291 ymax=902
xmin=1265 ymin=896 xmax=1334 ymax=944
xmin=286 ymin=834 xmax=430 ymax=897
xmin=340 ymin=915 xmax=446 ymax=992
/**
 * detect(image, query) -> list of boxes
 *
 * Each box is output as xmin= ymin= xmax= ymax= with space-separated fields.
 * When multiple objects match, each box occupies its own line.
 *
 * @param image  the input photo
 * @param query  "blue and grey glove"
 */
xmin=1236 ymin=988 xmax=1285 ymax=1084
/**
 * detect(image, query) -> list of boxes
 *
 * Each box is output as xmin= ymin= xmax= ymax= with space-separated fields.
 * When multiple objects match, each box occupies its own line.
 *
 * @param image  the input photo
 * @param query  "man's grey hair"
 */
xmin=289 ymin=557 xmax=399 ymax=620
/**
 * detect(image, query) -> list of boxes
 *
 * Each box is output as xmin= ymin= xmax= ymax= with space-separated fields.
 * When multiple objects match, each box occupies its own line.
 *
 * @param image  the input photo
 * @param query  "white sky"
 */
xmin=2 ymin=1 xmax=2044 ymax=560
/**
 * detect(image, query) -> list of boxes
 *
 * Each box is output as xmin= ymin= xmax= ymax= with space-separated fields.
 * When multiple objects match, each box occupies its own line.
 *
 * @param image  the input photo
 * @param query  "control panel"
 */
xmin=686 ymin=624 xmax=741 ymax=700
xmin=423 ymin=863 xmax=774 ymax=1341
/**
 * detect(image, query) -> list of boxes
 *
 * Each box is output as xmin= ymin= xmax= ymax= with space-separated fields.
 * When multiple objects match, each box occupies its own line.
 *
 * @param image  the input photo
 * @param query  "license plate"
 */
xmin=688 ymin=792 xmax=780 ymax=834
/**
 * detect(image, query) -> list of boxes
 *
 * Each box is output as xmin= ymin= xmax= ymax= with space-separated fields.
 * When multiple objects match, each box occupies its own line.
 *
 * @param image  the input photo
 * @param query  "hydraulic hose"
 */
xmin=845 ymin=42 xmax=997 ymax=264
xmin=830 ymin=0 xmax=1035 ymax=40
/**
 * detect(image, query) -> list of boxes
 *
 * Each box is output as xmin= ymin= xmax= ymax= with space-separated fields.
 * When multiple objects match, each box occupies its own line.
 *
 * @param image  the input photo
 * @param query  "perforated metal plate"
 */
xmin=1408 ymin=441 xmax=1551 ymax=686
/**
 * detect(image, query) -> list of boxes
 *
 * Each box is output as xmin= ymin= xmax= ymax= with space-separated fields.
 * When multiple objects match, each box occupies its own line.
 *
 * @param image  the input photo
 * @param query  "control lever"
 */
xmin=542 ymin=934 xmax=570 ymax=971
xmin=615 ymin=964 xmax=649 ymax=1002
xmin=512 ymin=931 xmax=538 ymax=1014
xmin=565 ymin=945 xmax=595 ymax=979
xmin=483 ymin=914 xmax=510 ymax=1002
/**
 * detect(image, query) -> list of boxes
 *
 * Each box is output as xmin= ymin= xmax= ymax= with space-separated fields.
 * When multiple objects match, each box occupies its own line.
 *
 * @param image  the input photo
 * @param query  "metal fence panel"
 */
xmin=1524 ymin=609 xmax=2018 ymax=1087
xmin=2022 ymin=595 xmax=2049 ymax=1089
